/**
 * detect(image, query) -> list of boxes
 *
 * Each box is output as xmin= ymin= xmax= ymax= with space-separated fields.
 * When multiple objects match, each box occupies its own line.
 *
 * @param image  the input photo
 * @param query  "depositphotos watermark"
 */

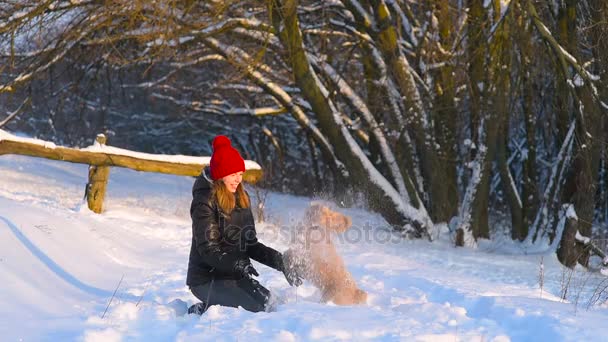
xmin=207 ymin=220 xmax=410 ymax=251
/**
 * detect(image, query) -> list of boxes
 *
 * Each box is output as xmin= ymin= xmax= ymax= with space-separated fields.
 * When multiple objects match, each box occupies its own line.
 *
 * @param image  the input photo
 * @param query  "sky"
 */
xmin=1 ymin=153 xmax=608 ymax=341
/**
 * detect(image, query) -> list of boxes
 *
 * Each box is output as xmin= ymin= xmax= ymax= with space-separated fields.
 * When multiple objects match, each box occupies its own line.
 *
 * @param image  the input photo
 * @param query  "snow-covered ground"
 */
xmin=1 ymin=154 xmax=608 ymax=341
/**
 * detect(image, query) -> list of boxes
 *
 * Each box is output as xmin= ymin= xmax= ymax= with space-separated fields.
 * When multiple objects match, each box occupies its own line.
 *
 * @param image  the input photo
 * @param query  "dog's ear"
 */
xmin=320 ymin=206 xmax=352 ymax=233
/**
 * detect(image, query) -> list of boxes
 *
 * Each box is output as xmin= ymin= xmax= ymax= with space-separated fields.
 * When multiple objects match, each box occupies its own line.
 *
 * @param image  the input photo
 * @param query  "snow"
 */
xmin=457 ymin=120 xmax=489 ymax=248
xmin=0 ymin=129 xmax=58 ymax=149
xmin=81 ymin=144 xmax=214 ymax=167
xmin=573 ymin=74 xmax=584 ymax=87
xmin=575 ymin=231 xmax=590 ymax=245
xmin=2 ymin=154 xmax=608 ymax=341
xmin=0 ymin=10 xmax=29 ymax=30
xmin=500 ymin=0 xmax=512 ymax=15
xmin=566 ymin=205 xmax=578 ymax=220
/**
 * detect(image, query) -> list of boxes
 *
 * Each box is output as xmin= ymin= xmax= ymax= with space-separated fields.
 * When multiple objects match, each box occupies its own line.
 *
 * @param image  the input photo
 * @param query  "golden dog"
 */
xmin=284 ymin=204 xmax=367 ymax=305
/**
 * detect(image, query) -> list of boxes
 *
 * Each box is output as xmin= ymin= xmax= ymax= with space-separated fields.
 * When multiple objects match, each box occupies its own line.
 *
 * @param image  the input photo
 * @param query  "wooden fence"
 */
xmin=0 ymin=130 xmax=263 ymax=213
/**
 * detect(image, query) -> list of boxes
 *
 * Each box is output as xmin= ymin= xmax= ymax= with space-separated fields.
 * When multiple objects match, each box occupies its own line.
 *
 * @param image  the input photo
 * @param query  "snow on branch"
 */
xmin=312 ymin=56 xmax=410 ymax=201
xmin=82 ymin=16 xmax=275 ymax=49
xmin=302 ymin=28 xmax=353 ymax=39
xmin=575 ymin=230 xmax=590 ymax=245
xmin=195 ymin=17 xmax=275 ymax=39
xmin=527 ymin=1 xmax=601 ymax=100
xmin=203 ymin=104 xmax=288 ymax=117
xmin=456 ymin=117 xmax=491 ymax=248
xmin=232 ymin=28 xmax=282 ymax=51
xmin=307 ymin=56 xmax=432 ymax=235
xmin=525 ymin=120 xmax=576 ymax=244
xmin=150 ymin=92 xmax=288 ymax=117
xmin=203 ymin=37 xmax=345 ymax=175
xmin=0 ymin=0 xmax=56 ymax=35
xmin=0 ymin=12 xmax=103 ymax=93
xmin=386 ymin=0 xmax=418 ymax=47
xmin=340 ymin=0 xmax=375 ymax=30
xmin=488 ymin=0 xmax=513 ymax=42
xmin=123 ymin=54 xmax=224 ymax=89
xmin=328 ymin=19 xmax=375 ymax=45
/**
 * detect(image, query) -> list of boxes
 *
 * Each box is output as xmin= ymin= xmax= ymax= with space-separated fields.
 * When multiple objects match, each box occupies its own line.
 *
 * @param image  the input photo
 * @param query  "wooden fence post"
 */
xmin=86 ymin=134 xmax=110 ymax=213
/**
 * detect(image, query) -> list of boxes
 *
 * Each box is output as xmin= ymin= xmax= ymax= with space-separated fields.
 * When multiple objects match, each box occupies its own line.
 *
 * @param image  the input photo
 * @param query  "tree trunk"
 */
xmin=270 ymin=0 xmax=433 ymax=234
xmin=455 ymin=0 xmax=490 ymax=246
xmin=359 ymin=40 xmax=425 ymax=209
xmin=552 ymin=1 xmax=602 ymax=267
xmin=364 ymin=0 xmax=445 ymax=223
xmin=556 ymin=208 xmax=579 ymax=268
xmin=561 ymin=88 xmax=603 ymax=267
xmin=469 ymin=0 xmax=512 ymax=241
xmin=462 ymin=0 xmax=491 ymax=243
xmin=554 ymin=0 xmax=577 ymax=143
xmin=497 ymin=127 xmax=524 ymax=240
xmin=588 ymin=0 xmax=608 ymax=230
xmin=466 ymin=0 xmax=486 ymax=156
xmin=361 ymin=53 xmax=390 ymax=180
xmin=430 ymin=0 xmax=459 ymax=223
xmin=456 ymin=118 xmax=491 ymax=246
xmin=526 ymin=121 xmax=575 ymax=244
xmin=491 ymin=1 xmax=524 ymax=240
xmin=515 ymin=0 xmax=539 ymax=240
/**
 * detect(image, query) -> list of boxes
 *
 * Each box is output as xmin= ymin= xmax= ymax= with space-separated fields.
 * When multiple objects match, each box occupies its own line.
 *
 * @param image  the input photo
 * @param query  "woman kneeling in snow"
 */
xmin=186 ymin=135 xmax=302 ymax=314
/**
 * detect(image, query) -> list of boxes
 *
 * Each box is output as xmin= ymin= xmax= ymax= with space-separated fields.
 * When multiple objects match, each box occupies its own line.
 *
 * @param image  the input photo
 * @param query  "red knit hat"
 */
xmin=209 ymin=135 xmax=246 ymax=180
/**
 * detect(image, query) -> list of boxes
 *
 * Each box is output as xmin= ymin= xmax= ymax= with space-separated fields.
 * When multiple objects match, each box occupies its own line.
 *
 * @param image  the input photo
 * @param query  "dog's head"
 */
xmin=305 ymin=204 xmax=352 ymax=233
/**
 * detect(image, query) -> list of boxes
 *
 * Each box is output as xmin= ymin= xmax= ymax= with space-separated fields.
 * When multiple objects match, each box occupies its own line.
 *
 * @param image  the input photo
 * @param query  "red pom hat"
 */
xmin=209 ymin=135 xmax=246 ymax=181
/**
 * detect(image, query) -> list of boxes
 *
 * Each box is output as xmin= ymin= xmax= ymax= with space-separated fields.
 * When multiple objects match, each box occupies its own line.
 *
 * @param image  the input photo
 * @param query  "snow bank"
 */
xmin=1 ymin=154 xmax=608 ymax=341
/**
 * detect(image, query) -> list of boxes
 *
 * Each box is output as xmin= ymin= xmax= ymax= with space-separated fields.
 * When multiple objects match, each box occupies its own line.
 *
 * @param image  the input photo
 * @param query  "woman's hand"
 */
xmin=282 ymin=249 xmax=304 ymax=287
xmin=283 ymin=267 xmax=303 ymax=287
xmin=233 ymin=259 xmax=259 ymax=279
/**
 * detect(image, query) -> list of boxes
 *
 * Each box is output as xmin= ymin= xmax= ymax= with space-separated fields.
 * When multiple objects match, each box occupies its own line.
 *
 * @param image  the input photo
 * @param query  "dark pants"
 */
xmin=190 ymin=277 xmax=272 ymax=313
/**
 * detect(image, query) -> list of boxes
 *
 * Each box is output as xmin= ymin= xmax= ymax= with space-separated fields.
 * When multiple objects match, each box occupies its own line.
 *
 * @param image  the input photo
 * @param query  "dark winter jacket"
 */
xmin=186 ymin=167 xmax=284 ymax=286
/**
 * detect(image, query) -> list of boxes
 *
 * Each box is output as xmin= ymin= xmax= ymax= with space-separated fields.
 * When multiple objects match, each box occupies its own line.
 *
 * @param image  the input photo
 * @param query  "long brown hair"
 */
xmin=212 ymin=180 xmax=250 ymax=214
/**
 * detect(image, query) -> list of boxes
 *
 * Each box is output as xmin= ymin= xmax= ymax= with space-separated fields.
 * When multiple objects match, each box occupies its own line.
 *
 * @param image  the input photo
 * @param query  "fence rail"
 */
xmin=0 ymin=130 xmax=263 ymax=213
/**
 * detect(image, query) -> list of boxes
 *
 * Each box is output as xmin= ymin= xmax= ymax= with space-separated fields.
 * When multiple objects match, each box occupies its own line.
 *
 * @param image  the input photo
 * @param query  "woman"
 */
xmin=187 ymin=135 xmax=301 ymax=314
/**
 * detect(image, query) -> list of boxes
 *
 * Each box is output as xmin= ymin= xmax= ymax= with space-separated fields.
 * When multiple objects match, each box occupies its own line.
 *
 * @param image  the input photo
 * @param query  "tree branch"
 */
xmin=0 ymin=97 xmax=31 ymax=128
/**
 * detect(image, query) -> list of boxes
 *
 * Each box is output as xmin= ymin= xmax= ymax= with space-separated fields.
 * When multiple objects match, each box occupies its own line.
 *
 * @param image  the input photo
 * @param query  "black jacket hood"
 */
xmin=192 ymin=166 xmax=213 ymax=196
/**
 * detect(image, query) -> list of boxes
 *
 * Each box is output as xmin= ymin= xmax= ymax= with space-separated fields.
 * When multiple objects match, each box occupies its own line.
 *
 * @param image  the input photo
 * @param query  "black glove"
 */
xmin=281 ymin=250 xmax=304 ymax=287
xmin=283 ymin=266 xmax=303 ymax=287
xmin=233 ymin=259 xmax=259 ymax=279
